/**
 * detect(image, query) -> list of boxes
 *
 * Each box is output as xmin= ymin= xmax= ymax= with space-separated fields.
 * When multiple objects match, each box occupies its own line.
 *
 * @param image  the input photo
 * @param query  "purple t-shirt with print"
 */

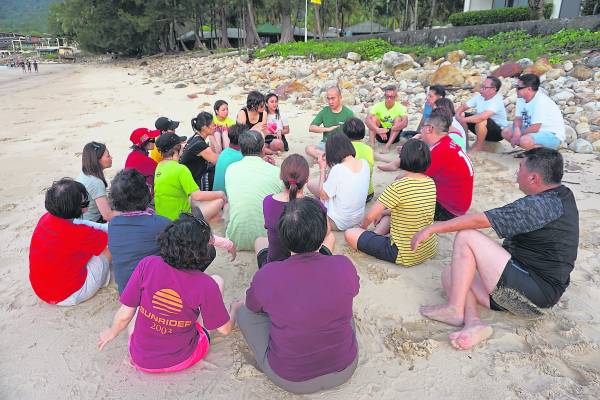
xmin=120 ymin=255 xmax=230 ymax=369
xmin=263 ymin=195 xmax=327 ymax=262
xmin=245 ymin=252 xmax=360 ymax=382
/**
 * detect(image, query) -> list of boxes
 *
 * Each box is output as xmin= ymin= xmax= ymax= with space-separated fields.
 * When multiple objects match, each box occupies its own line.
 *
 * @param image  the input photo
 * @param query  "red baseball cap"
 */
xmin=130 ymin=128 xmax=160 ymax=146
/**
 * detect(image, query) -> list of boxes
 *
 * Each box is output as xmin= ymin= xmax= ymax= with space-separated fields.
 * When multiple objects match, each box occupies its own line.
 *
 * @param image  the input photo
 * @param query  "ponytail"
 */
xmin=288 ymin=179 xmax=298 ymax=201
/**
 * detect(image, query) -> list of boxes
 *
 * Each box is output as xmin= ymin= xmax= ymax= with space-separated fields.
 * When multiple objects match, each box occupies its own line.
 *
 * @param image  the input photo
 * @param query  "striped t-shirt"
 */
xmin=378 ymin=177 xmax=437 ymax=266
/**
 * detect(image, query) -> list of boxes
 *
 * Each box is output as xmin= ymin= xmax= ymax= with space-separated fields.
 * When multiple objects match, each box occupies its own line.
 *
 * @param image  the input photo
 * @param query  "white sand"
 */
xmin=2 ymin=62 xmax=600 ymax=399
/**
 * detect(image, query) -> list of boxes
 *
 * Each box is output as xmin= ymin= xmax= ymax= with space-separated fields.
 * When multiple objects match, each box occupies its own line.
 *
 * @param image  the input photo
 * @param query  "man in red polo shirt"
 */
xmin=421 ymin=109 xmax=474 ymax=220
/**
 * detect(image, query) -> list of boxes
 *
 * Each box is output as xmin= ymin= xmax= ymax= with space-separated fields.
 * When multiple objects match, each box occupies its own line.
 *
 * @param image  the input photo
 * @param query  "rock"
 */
xmin=576 ymin=122 xmax=591 ymax=135
xmin=583 ymin=131 xmax=600 ymax=143
xmin=594 ymin=71 xmax=600 ymax=81
xmin=382 ymin=51 xmax=415 ymax=73
xmin=186 ymin=93 xmax=198 ymax=99
xmin=568 ymin=138 xmax=593 ymax=153
xmin=563 ymin=60 xmax=573 ymax=72
xmin=545 ymin=68 xmax=563 ymax=81
xmin=465 ymin=75 xmax=483 ymax=90
xmin=447 ymin=50 xmax=466 ymax=63
xmin=563 ymin=106 xmax=582 ymax=114
xmin=174 ymin=83 xmax=187 ymax=89
xmin=273 ymin=80 xmax=310 ymax=100
xmin=569 ymin=64 xmax=593 ymax=80
xmin=433 ymin=57 xmax=445 ymax=65
xmin=139 ymin=61 xmax=148 ymax=66
xmin=347 ymin=52 xmax=361 ymax=62
xmin=396 ymin=69 xmax=418 ymax=81
xmin=491 ymin=63 xmax=522 ymax=78
xmin=340 ymin=80 xmax=353 ymax=89
xmin=564 ymin=125 xmax=577 ymax=144
xmin=524 ymin=57 xmax=552 ymax=76
xmin=553 ymin=91 xmax=574 ymax=102
xmin=430 ymin=65 xmax=465 ymax=87
xmin=240 ymin=54 xmax=250 ymax=63
xmin=517 ymin=58 xmax=533 ymax=69
xmin=342 ymin=93 xmax=357 ymax=107
xmin=358 ymin=88 xmax=369 ymax=97
xmin=154 ymin=91 xmax=162 ymax=95
xmin=585 ymin=55 xmax=600 ymax=68
xmin=593 ymin=139 xmax=600 ymax=152
xmin=583 ymin=102 xmax=600 ymax=112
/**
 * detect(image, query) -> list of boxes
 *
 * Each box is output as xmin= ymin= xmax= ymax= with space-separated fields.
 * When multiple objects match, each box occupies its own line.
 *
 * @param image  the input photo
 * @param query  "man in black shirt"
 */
xmin=411 ymin=148 xmax=579 ymax=350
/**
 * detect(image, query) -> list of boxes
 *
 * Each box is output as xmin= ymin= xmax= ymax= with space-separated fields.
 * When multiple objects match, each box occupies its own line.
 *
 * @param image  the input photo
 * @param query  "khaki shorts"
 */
xmin=57 ymin=254 xmax=111 ymax=306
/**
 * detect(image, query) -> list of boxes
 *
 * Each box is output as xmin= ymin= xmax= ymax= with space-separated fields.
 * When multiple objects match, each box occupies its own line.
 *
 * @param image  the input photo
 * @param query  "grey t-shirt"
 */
xmin=76 ymin=172 xmax=107 ymax=222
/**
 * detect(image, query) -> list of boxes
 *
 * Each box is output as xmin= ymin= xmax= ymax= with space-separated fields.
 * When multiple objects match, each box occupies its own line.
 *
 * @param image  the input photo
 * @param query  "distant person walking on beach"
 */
xmin=412 ymin=148 xmax=579 ymax=350
xmin=20 ymin=61 xmax=25 ymax=73
xmin=33 ymin=60 xmax=38 ymax=72
xmin=26 ymin=60 xmax=31 ymax=73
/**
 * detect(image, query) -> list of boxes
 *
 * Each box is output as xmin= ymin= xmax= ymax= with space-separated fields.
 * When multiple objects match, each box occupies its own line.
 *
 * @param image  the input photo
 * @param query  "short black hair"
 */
xmin=227 ymin=123 xmax=244 ymax=146
xmin=486 ymin=76 xmax=501 ymax=91
xmin=434 ymin=98 xmax=455 ymax=119
xmin=45 ymin=178 xmax=88 ymax=219
xmin=524 ymin=147 xmax=563 ymax=185
xmin=325 ymin=132 xmax=356 ymax=167
xmin=213 ymin=99 xmax=228 ymax=113
xmin=400 ymin=139 xmax=431 ymax=173
xmin=239 ymin=130 xmax=264 ymax=155
xmin=278 ymin=198 xmax=327 ymax=253
xmin=246 ymin=91 xmax=265 ymax=111
xmin=158 ymin=208 xmax=216 ymax=271
xmin=518 ymin=73 xmax=540 ymax=91
xmin=110 ymin=169 xmax=151 ymax=212
xmin=343 ymin=117 xmax=366 ymax=140
xmin=427 ymin=108 xmax=451 ymax=133
xmin=429 ymin=85 xmax=446 ymax=97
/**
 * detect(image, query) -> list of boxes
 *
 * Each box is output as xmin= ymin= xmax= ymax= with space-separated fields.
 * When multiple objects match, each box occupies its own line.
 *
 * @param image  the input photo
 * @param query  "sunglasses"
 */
xmin=182 ymin=212 xmax=209 ymax=229
xmin=147 ymin=138 xmax=155 ymax=143
xmin=515 ymin=86 xmax=528 ymax=91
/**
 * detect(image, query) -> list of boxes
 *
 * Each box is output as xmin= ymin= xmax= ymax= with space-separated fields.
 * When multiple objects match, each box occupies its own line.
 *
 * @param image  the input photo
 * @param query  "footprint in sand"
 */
xmin=0 ymin=203 xmax=17 ymax=212
xmin=85 ymin=121 xmax=107 ymax=129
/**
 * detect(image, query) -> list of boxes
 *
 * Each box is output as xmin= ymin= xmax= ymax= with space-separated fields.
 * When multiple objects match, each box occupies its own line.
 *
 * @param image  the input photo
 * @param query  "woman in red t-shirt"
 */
xmin=124 ymin=127 xmax=160 ymax=188
xmin=29 ymin=178 xmax=111 ymax=305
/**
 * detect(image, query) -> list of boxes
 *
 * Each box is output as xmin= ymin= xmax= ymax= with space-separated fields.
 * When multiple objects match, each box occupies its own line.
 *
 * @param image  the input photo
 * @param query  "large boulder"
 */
xmin=564 ymin=125 xmax=577 ymax=144
xmin=569 ymin=64 xmax=593 ymax=80
xmin=524 ymin=57 xmax=552 ymax=76
xmin=568 ymin=138 xmax=593 ymax=154
xmin=382 ymin=51 xmax=416 ymax=73
xmin=553 ymin=90 xmax=575 ymax=102
xmin=347 ymin=52 xmax=361 ymax=62
xmin=430 ymin=65 xmax=465 ymax=87
xmin=585 ymin=55 xmax=600 ymax=68
xmin=545 ymin=68 xmax=563 ymax=81
xmin=491 ymin=63 xmax=522 ymax=78
xmin=273 ymin=80 xmax=310 ymax=100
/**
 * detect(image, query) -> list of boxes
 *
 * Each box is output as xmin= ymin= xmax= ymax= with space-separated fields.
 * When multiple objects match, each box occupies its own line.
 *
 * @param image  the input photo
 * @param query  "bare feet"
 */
xmin=467 ymin=145 xmax=483 ymax=156
xmin=448 ymin=323 xmax=493 ymax=350
xmin=419 ymin=304 xmax=464 ymax=326
xmin=381 ymin=146 xmax=391 ymax=154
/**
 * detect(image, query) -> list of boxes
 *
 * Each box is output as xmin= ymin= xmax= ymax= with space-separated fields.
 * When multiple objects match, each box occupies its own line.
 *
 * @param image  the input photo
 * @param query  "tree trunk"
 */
xmin=218 ymin=6 xmax=232 ymax=48
xmin=528 ymin=0 xmax=545 ymax=20
xmin=193 ymin=4 xmax=206 ymax=49
xmin=280 ymin=12 xmax=294 ymax=43
xmin=244 ymin=0 xmax=261 ymax=47
xmin=429 ymin=0 xmax=437 ymax=27
xmin=314 ymin=4 xmax=322 ymax=39
xmin=334 ymin=0 xmax=340 ymax=34
xmin=411 ymin=0 xmax=419 ymax=30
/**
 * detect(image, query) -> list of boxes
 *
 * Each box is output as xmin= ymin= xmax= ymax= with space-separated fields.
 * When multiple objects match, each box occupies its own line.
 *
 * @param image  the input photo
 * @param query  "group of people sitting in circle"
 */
xmin=28 ymin=72 xmax=578 ymax=394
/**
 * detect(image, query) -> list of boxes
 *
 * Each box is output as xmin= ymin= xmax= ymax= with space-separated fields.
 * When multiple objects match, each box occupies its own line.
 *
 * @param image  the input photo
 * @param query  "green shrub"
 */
xmin=256 ymin=29 xmax=600 ymax=65
xmin=448 ymin=4 xmax=552 ymax=26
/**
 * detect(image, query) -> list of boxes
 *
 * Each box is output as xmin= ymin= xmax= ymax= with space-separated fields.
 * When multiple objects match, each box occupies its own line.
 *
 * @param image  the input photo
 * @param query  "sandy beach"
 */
xmin=2 ymin=60 xmax=600 ymax=399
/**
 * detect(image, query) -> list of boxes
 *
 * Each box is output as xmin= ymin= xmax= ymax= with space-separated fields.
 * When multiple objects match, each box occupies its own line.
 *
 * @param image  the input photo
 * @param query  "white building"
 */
xmin=463 ymin=0 xmax=582 ymax=18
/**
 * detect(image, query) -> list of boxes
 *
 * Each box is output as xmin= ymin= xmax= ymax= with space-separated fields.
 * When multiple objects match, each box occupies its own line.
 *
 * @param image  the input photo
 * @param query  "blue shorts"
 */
xmin=357 ymin=231 xmax=398 ymax=264
xmin=530 ymin=131 xmax=561 ymax=150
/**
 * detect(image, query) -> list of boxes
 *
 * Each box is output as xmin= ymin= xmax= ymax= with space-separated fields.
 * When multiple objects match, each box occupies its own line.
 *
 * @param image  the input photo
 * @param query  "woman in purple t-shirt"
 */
xmin=98 ymin=209 xmax=242 ymax=373
xmin=255 ymin=154 xmax=334 ymax=268
xmin=239 ymin=198 xmax=360 ymax=394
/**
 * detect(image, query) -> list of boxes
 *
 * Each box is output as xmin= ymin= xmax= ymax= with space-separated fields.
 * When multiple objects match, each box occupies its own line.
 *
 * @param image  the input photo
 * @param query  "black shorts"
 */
xmin=256 ymin=245 xmax=333 ymax=269
xmin=434 ymin=202 xmax=457 ymax=222
xmin=489 ymin=258 xmax=552 ymax=315
xmin=375 ymin=129 xmax=401 ymax=144
xmin=356 ymin=231 xmax=398 ymax=264
xmin=465 ymin=112 xmax=503 ymax=142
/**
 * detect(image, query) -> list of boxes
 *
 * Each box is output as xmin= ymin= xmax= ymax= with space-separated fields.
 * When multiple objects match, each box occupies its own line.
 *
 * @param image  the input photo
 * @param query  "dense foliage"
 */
xmin=257 ymin=29 xmax=600 ymax=64
xmin=448 ymin=4 xmax=553 ymax=27
xmin=0 ymin=0 xmax=59 ymax=34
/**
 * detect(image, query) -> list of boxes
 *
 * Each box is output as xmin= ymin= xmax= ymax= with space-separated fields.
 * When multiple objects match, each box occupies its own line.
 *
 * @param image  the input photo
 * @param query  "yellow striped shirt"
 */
xmin=378 ymin=177 xmax=437 ymax=266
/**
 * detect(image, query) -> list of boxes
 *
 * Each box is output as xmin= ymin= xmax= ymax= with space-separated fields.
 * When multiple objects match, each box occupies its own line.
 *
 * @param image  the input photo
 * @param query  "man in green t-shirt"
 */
xmin=306 ymin=86 xmax=354 ymax=161
xmin=365 ymin=85 xmax=408 ymax=153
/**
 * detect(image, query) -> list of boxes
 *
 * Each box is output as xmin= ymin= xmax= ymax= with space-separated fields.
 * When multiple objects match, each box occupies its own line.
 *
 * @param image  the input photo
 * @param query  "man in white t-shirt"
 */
xmin=501 ymin=73 xmax=565 ymax=151
xmin=456 ymin=76 xmax=508 ymax=154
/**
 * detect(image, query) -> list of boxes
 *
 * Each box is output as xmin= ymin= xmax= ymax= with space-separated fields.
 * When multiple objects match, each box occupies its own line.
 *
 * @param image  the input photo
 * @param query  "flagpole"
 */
xmin=305 ymin=0 xmax=308 ymax=42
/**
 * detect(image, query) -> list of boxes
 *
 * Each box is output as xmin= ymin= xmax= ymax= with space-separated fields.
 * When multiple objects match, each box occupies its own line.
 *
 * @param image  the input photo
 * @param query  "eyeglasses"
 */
xmin=384 ymin=95 xmax=396 ymax=99
xmin=515 ymin=86 xmax=528 ymax=91
xmin=182 ymin=212 xmax=209 ymax=230
xmin=148 ymin=138 xmax=155 ymax=143
xmin=481 ymin=86 xmax=495 ymax=89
